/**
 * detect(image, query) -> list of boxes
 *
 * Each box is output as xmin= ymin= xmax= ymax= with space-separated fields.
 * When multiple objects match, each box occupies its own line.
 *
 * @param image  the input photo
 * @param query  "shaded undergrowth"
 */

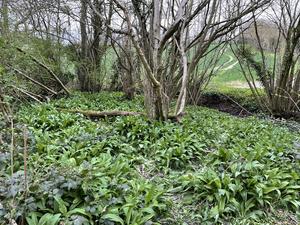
xmin=1 ymin=92 xmax=300 ymax=225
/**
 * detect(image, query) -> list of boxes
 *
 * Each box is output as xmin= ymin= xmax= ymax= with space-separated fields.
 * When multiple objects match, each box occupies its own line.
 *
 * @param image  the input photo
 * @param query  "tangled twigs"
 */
xmin=0 ymin=92 xmax=12 ymax=122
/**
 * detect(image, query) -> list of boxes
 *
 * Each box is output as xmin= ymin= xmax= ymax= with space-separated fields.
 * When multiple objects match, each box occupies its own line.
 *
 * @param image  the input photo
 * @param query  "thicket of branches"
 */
xmin=234 ymin=0 xmax=300 ymax=118
xmin=1 ymin=0 xmax=299 ymax=120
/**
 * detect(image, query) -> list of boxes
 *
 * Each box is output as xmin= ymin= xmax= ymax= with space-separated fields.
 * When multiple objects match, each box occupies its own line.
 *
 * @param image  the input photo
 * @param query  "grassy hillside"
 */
xmin=1 ymin=92 xmax=300 ymax=224
xmin=206 ymin=46 xmax=274 ymax=90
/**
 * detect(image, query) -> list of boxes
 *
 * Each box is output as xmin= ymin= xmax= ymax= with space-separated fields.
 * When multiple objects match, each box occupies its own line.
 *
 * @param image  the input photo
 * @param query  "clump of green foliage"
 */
xmin=201 ymin=88 xmax=260 ymax=113
xmin=1 ymin=92 xmax=300 ymax=224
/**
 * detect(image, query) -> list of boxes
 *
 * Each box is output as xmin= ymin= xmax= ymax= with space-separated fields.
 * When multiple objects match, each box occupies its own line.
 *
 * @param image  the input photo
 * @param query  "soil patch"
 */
xmin=199 ymin=92 xmax=300 ymax=122
xmin=198 ymin=93 xmax=254 ymax=117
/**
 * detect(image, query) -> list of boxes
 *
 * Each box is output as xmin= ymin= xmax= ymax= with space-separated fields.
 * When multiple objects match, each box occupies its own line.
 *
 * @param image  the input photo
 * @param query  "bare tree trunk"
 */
xmin=122 ymin=38 xmax=135 ymax=100
xmin=175 ymin=34 xmax=188 ymax=116
xmin=78 ymin=0 xmax=89 ymax=91
xmin=112 ymin=36 xmax=136 ymax=100
xmin=91 ymin=0 xmax=102 ymax=66
xmin=273 ymin=40 xmax=295 ymax=113
xmin=142 ymin=0 xmax=169 ymax=120
xmin=175 ymin=0 xmax=192 ymax=116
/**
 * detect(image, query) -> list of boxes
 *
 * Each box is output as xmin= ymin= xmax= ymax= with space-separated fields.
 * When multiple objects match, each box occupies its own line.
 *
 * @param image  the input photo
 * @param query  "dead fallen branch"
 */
xmin=12 ymin=86 xmax=43 ymax=103
xmin=61 ymin=109 xmax=143 ymax=118
xmin=60 ymin=109 xmax=185 ymax=122
xmin=220 ymin=93 xmax=253 ymax=116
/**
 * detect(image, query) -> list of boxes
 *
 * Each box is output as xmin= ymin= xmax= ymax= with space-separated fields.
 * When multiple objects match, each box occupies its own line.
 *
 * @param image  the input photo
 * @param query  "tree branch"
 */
xmin=16 ymin=47 xmax=71 ymax=96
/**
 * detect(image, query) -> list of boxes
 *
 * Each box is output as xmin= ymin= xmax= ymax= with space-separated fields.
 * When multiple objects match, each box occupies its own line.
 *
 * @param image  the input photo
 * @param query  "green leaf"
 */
xmin=102 ymin=214 xmax=124 ymax=225
xmin=263 ymin=186 xmax=278 ymax=194
xmin=209 ymin=205 xmax=219 ymax=220
xmin=123 ymin=206 xmax=133 ymax=225
xmin=38 ymin=213 xmax=61 ymax=225
xmin=47 ymin=214 xmax=61 ymax=225
xmin=54 ymin=196 xmax=68 ymax=215
xmin=67 ymin=208 xmax=91 ymax=219
xmin=26 ymin=212 xmax=39 ymax=225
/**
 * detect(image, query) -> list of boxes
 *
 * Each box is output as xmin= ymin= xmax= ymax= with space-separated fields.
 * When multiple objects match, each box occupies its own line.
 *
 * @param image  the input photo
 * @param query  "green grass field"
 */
xmin=205 ymin=46 xmax=273 ymax=91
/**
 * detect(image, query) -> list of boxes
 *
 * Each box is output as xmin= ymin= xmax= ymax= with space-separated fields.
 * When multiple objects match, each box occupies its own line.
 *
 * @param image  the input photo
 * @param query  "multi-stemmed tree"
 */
xmin=105 ymin=0 xmax=271 ymax=120
xmin=235 ymin=0 xmax=300 ymax=118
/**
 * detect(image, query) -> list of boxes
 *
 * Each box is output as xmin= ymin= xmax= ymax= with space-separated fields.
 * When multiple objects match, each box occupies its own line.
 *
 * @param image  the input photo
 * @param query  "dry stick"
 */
xmin=220 ymin=93 xmax=253 ymax=116
xmin=10 ymin=117 xmax=14 ymax=178
xmin=11 ymin=67 xmax=58 ymax=95
xmin=12 ymin=86 xmax=43 ymax=103
xmin=60 ymin=108 xmax=184 ymax=121
xmin=61 ymin=108 xmax=143 ymax=117
xmin=10 ymin=113 xmax=15 ymax=224
xmin=278 ymin=87 xmax=300 ymax=112
xmin=20 ymin=126 xmax=28 ymax=225
xmin=16 ymin=47 xmax=70 ymax=95
xmin=23 ymin=126 xmax=28 ymax=194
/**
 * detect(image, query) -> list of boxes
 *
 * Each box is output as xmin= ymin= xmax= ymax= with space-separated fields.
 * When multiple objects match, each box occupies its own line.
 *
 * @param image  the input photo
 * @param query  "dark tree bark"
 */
xmin=78 ymin=0 xmax=89 ymax=91
xmin=91 ymin=0 xmax=102 ymax=66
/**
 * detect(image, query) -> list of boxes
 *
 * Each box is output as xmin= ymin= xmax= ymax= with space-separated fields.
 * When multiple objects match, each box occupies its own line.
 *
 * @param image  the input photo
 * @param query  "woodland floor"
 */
xmin=1 ymin=92 xmax=300 ymax=225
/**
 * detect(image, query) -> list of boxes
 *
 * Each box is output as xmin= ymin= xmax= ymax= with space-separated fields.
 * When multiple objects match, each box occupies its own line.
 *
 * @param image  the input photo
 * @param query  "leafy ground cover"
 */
xmin=1 ymin=92 xmax=300 ymax=225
